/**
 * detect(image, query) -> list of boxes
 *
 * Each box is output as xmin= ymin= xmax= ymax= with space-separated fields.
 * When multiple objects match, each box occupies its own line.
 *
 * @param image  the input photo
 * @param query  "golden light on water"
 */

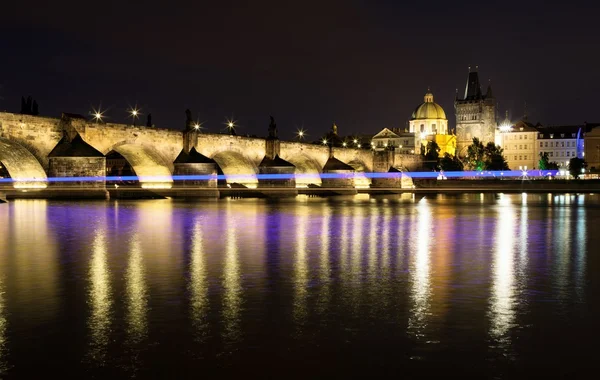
xmin=293 ymin=208 xmax=309 ymax=327
xmin=408 ymin=198 xmax=432 ymax=339
xmin=317 ymin=205 xmax=331 ymax=315
xmin=223 ymin=217 xmax=242 ymax=343
xmin=0 ymin=279 xmax=6 ymax=373
xmin=88 ymin=231 xmax=112 ymax=364
xmin=190 ymin=219 xmax=209 ymax=340
xmin=126 ymin=235 xmax=147 ymax=343
xmin=489 ymin=195 xmax=516 ymax=342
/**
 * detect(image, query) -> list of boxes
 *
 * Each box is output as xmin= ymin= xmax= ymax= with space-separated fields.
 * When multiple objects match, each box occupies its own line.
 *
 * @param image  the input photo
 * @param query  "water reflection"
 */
xmin=190 ymin=218 xmax=209 ymax=342
xmin=316 ymin=205 xmax=331 ymax=317
xmin=222 ymin=213 xmax=242 ymax=344
xmin=87 ymin=230 xmax=112 ymax=365
xmin=125 ymin=234 xmax=147 ymax=344
xmin=0 ymin=279 xmax=7 ymax=374
xmin=489 ymin=195 xmax=516 ymax=347
xmin=293 ymin=208 xmax=309 ymax=329
xmin=408 ymin=198 xmax=432 ymax=340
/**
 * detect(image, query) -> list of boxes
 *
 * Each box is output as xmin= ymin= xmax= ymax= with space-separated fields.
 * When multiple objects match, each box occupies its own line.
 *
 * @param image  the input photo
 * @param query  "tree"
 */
xmin=568 ymin=157 xmax=586 ymax=178
xmin=484 ymin=142 xmax=509 ymax=170
xmin=424 ymin=141 xmax=440 ymax=170
xmin=439 ymin=153 xmax=464 ymax=171
xmin=465 ymin=138 xmax=485 ymax=171
xmin=32 ymin=100 xmax=39 ymax=115
xmin=538 ymin=152 xmax=550 ymax=170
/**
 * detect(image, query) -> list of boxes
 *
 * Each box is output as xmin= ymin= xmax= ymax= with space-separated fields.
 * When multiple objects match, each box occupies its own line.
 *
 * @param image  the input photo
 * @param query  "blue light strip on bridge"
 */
xmin=0 ymin=170 xmax=560 ymax=183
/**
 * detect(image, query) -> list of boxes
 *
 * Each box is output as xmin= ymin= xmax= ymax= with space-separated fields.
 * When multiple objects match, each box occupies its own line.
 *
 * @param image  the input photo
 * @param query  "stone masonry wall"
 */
xmin=48 ymin=157 xmax=106 ymax=188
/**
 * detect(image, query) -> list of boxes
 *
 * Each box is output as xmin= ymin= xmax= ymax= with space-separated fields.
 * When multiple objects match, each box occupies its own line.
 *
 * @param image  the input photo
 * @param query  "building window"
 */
xmin=572 ymin=133 xmax=576 ymax=138
xmin=519 ymin=155 xmax=522 ymax=160
xmin=514 ymin=145 xmax=517 ymax=150
xmin=519 ymin=145 xmax=522 ymax=149
xmin=524 ymin=135 xmax=528 ymax=139
xmin=566 ymin=151 xmax=570 ymax=157
xmin=550 ymin=152 xmax=553 ymax=157
xmin=540 ymin=142 xmax=543 ymax=147
xmin=420 ymin=124 xmax=424 ymax=132
xmin=539 ymin=133 xmax=543 ymax=138
xmin=561 ymin=142 xmax=564 ymax=147
xmin=514 ymin=155 xmax=517 ymax=160
xmin=550 ymin=134 xmax=554 ymax=138
xmin=519 ymin=135 xmax=523 ymax=140
xmin=524 ymin=155 xmax=527 ymax=160
xmin=544 ymin=142 xmax=548 ymax=147
xmin=561 ymin=134 xmax=565 ymax=138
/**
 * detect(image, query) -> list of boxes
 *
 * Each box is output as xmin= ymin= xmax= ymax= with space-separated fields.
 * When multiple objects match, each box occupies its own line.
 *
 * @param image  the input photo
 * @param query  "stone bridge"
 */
xmin=0 ymin=112 xmax=375 ymax=188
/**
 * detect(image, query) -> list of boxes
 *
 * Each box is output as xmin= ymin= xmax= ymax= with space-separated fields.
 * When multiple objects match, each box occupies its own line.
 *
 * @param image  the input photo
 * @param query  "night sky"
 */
xmin=1 ymin=0 xmax=599 ymax=140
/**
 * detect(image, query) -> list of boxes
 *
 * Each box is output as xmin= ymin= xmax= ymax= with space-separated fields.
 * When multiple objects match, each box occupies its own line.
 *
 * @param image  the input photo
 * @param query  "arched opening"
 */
xmin=109 ymin=143 xmax=173 ymax=189
xmin=105 ymin=150 xmax=138 ymax=187
xmin=212 ymin=151 xmax=258 ymax=188
xmin=0 ymin=137 xmax=47 ymax=189
xmin=284 ymin=153 xmax=322 ymax=187
xmin=348 ymin=159 xmax=371 ymax=189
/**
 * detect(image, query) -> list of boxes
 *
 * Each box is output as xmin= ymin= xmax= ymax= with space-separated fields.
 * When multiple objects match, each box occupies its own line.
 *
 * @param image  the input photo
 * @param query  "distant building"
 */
xmin=409 ymin=90 xmax=456 ymax=156
xmin=536 ymin=125 xmax=584 ymax=167
xmin=583 ymin=123 xmax=600 ymax=173
xmin=371 ymin=128 xmax=416 ymax=154
xmin=495 ymin=115 xmax=538 ymax=170
xmin=455 ymin=68 xmax=496 ymax=156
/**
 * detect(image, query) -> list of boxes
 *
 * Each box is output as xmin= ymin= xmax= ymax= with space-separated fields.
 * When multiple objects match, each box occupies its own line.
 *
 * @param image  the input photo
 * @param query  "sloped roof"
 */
xmin=323 ymin=156 xmax=355 ymax=171
xmin=259 ymin=154 xmax=295 ymax=167
xmin=372 ymin=128 xmax=400 ymax=140
xmin=536 ymin=125 xmax=581 ymax=138
xmin=48 ymin=134 xmax=104 ymax=157
xmin=173 ymin=149 xmax=190 ymax=164
xmin=174 ymin=147 xmax=214 ymax=164
xmin=187 ymin=147 xmax=214 ymax=163
xmin=511 ymin=120 xmax=538 ymax=133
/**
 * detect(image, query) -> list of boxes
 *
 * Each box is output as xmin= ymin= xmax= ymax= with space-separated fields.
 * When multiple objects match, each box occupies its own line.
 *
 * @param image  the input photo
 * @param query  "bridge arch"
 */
xmin=285 ymin=153 xmax=322 ymax=187
xmin=211 ymin=150 xmax=258 ymax=188
xmin=348 ymin=159 xmax=371 ymax=189
xmin=0 ymin=137 xmax=47 ymax=188
xmin=107 ymin=142 xmax=173 ymax=188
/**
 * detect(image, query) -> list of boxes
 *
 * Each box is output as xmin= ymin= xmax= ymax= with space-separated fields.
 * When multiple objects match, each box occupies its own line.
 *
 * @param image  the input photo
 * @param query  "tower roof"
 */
xmin=463 ymin=71 xmax=483 ymax=100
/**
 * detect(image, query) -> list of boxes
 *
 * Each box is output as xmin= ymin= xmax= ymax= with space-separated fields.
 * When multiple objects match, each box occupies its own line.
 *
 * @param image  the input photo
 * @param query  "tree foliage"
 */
xmin=423 ymin=141 xmax=441 ymax=170
xmin=465 ymin=138 xmax=509 ymax=171
xmin=484 ymin=142 xmax=509 ymax=170
xmin=466 ymin=138 xmax=485 ymax=171
xmin=439 ymin=153 xmax=464 ymax=171
xmin=568 ymin=157 xmax=586 ymax=178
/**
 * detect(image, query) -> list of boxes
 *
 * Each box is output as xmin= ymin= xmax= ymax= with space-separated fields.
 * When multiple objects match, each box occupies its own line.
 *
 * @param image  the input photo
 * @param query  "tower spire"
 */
xmin=524 ymin=101 xmax=528 ymax=120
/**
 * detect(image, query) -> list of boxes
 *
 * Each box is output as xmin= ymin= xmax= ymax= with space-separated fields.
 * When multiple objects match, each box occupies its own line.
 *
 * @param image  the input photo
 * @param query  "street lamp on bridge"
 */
xmin=128 ymin=106 xmax=141 ymax=126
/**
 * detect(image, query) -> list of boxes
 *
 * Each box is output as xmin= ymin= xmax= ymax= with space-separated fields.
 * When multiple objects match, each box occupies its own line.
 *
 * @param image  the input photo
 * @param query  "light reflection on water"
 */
xmin=0 ymin=193 xmax=597 ymax=377
xmin=87 ymin=229 xmax=112 ymax=367
xmin=408 ymin=198 xmax=432 ymax=341
xmin=222 ymin=209 xmax=242 ymax=345
xmin=489 ymin=195 xmax=517 ymax=349
xmin=189 ymin=217 xmax=209 ymax=343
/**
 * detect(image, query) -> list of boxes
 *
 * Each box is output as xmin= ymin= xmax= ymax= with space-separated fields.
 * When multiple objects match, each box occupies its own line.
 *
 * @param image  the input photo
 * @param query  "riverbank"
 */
xmin=2 ymin=179 xmax=600 ymax=201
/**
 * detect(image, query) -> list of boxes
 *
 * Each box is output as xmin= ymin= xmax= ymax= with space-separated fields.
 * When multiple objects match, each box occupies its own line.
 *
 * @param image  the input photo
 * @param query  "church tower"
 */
xmin=454 ymin=67 xmax=496 ymax=156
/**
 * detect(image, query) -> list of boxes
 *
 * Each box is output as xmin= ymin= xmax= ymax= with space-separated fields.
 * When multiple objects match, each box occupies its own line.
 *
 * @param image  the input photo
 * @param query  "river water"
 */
xmin=0 ymin=194 xmax=598 ymax=378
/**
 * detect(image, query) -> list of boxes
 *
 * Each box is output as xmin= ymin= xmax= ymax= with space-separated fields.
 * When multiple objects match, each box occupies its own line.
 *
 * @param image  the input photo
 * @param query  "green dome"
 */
xmin=411 ymin=91 xmax=447 ymax=120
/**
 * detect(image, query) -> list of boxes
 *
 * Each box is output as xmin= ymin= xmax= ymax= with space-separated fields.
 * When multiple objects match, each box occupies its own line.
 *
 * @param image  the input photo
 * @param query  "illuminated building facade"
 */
xmin=584 ymin=126 xmax=600 ymax=173
xmin=371 ymin=128 xmax=416 ymax=154
xmin=536 ymin=125 xmax=584 ymax=167
xmin=409 ymin=90 xmax=456 ymax=156
xmin=455 ymin=68 xmax=496 ymax=157
xmin=495 ymin=116 xmax=538 ymax=170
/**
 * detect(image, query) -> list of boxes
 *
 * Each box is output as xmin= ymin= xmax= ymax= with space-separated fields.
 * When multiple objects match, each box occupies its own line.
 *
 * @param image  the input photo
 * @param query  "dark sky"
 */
xmin=1 ymin=0 xmax=599 ymax=140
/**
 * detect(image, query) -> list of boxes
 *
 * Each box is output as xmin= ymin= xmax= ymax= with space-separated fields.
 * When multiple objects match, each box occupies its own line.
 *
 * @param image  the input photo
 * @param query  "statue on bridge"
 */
xmin=268 ymin=116 xmax=278 ymax=139
xmin=146 ymin=113 xmax=152 ymax=127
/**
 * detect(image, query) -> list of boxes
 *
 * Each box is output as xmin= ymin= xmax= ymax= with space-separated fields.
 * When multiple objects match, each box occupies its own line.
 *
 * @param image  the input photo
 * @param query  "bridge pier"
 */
xmin=172 ymin=147 xmax=219 ymax=198
xmin=321 ymin=148 xmax=357 ymax=195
